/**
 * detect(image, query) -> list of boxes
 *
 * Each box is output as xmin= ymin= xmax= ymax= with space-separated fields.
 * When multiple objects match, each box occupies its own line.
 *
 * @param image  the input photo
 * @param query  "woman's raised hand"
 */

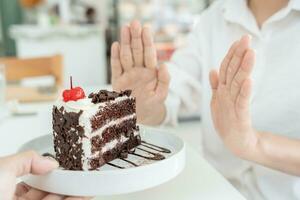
xmin=209 ymin=35 xmax=258 ymax=158
xmin=111 ymin=20 xmax=170 ymax=125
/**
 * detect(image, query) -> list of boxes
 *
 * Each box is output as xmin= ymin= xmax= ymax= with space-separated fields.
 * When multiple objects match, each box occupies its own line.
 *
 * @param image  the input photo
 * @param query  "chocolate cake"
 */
xmin=52 ymin=88 xmax=141 ymax=171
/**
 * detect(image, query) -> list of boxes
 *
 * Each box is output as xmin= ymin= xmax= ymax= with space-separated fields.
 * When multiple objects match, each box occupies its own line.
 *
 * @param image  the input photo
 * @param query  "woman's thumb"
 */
xmin=0 ymin=151 xmax=59 ymax=177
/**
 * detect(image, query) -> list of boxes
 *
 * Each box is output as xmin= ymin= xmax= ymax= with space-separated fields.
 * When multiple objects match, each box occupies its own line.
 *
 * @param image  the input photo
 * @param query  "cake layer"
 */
xmin=90 ymin=115 xmax=137 ymax=138
xmin=102 ymin=118 xmax=138 ymax=143
xmin=91 ymin=118 xmax=138 ymax=153
xmin=89 ymin=135 xmax=141 ymax=170
xmin=90 ymin=97 xmax=136 ymax=132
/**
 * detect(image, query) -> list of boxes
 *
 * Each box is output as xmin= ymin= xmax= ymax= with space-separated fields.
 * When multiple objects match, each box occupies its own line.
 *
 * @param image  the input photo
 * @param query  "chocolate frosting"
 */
xmin=88 ymin=90 xmax=132 ymax=104
xmin=52 ymin=106 xmax=84 ymax=170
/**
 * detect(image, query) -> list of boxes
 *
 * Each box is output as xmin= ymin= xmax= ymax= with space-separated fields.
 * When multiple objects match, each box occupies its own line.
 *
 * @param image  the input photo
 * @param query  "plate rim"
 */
xmin=18 ymin=126 xmax=185 ymax=175
xmin=19 ymin=127 xmax=186 ymax=196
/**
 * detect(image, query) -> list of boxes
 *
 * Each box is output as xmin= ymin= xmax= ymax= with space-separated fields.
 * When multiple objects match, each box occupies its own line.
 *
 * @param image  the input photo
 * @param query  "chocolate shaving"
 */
xmin=88 ymin=90 xmax=132 ymax=104
xmin=120 ymin=151 xmax=128 ymax=159
xmin=52 ymin=106 xmax=84 ymax=170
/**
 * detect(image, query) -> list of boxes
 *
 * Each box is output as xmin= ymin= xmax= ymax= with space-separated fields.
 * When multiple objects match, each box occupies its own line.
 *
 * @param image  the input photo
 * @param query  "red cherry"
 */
xmin=70 ymin=87 xmax=86 ymax=101
xmin=63 ymin=90 xmax=72 ymax=102
xmin=62 ymin=77 xmax=86 ymax=102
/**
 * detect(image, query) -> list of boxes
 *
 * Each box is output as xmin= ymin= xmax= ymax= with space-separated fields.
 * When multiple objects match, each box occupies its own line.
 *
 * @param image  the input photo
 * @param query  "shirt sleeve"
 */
xmin=162 ymin=16 xmax=209 ymax=126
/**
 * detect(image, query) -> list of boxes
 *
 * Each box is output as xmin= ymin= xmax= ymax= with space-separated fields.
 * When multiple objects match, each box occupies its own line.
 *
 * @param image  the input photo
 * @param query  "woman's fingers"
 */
xmin=120 ymin=26 xmax=133 ymax=71
xmin=231 ymin=49 xmax=255 ymax=102
xmin=18 ymin=187 xmax=92 ymax=200
xmin=64 ymin=197 xmax=93 ymax=200
xmin=42 ymin=193 xmax=64 ymax=200
xmin=219 ymin=41 xmax=239 ymax=84
xmin=118 ymin=22 xmax=157 ymax=71
xmin=226 ymin=35 xmax=251 ymax=89
xmin=142 ymin=26 xmax=157 ymax=69
xmin=155 ymin=64 xmax=170 ymax=101
xmin=111 ymin=42 xmax=122 ymax=80
xmin=20 ymin=188 xmax=48 ymax=200
xmin=1 ymin=150 xmax=58 ymax=177
xmin=236 ymin=78 xmax=252 ymax=119
xmin=130 ymin=20 xmax=144 ymax=67
xmin=15 ymin=182 xmax=30 ymax=196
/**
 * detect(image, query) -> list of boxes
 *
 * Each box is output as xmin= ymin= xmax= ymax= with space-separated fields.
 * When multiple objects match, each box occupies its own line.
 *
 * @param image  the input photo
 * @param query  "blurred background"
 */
xmin=0 ymin=0 xmax=216 ymax=166
xmin=0 ymin=0 xmax=215 ymax=108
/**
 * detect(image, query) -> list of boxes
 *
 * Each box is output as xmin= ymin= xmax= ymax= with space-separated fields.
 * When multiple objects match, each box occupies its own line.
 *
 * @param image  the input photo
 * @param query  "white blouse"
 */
xmin=164 ymin=0 xmax=300 ymax=199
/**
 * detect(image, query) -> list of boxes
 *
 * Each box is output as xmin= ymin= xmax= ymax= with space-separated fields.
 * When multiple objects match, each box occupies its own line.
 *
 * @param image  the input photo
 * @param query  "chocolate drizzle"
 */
xmin=107 ymin=162 xmax=125 ymax=169
xmin=132 ymin=147 xmax=165 ymax=161
xmin=88 ymin=90 xmax=132 ymax=104
xmin=120 ymin=158 xmax=139 ymax=167
xmin=106 ymin=141 xmax=172 ymax=169
xmin=140 ymin=141 xmax=172 ymax=153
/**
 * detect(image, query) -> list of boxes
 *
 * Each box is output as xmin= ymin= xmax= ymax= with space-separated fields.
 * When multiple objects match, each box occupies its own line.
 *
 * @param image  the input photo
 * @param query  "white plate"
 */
xmin=18 ymin=127 xmax=186 ymax=196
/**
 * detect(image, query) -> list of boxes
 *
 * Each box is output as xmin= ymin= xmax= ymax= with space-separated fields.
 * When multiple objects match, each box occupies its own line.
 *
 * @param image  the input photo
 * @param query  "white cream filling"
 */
xmin=81 ymin=137 xmax=92 ymax=170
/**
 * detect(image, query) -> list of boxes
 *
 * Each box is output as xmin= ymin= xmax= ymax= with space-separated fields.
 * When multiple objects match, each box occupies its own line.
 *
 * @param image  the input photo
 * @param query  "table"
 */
xmin=0 ymin=102 xmax=246 ymax=200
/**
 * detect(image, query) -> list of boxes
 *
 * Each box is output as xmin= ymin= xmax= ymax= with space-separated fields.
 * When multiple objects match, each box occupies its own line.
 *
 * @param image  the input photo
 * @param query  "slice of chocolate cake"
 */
xmin=52 ymin=88 xmax=141 ymax=171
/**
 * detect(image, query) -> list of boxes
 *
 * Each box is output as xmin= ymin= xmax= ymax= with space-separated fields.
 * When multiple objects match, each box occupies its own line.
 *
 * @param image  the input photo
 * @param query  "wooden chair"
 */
xmin=0 ymin=55 xmax=63 ymax=102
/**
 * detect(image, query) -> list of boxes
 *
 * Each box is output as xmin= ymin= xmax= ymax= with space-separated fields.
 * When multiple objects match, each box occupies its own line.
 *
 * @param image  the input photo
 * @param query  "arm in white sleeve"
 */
xmin=163 ymin=17 xmax=209 ymax=126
